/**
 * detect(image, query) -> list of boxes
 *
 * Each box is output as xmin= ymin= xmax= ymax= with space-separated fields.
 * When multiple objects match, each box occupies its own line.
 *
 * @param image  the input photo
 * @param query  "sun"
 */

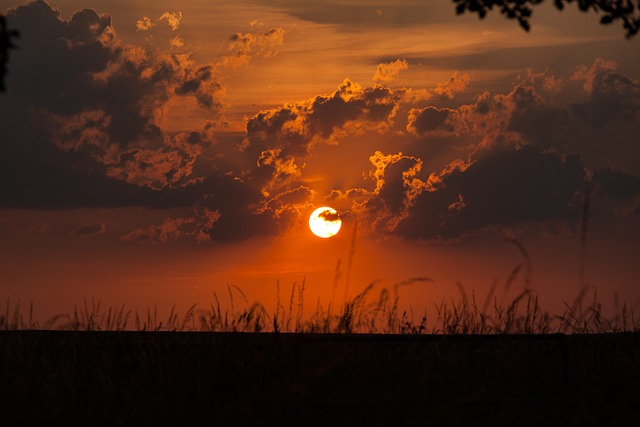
xmin=309 ymin=207 xmax=342 ymax=238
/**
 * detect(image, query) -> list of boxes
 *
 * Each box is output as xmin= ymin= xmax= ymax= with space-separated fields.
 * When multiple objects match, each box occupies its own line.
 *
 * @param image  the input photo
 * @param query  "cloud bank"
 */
xmin=2 ymin=1 xmax=638 ymax=244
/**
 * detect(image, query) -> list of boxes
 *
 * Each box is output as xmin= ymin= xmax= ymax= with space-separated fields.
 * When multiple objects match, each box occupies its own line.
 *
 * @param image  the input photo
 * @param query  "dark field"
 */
xmin=1 ymin=331 xmax=639 ymax=426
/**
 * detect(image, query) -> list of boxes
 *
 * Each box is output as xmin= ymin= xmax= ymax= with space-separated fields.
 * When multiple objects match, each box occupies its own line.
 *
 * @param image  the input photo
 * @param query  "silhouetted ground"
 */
xmin=1 ymin=332 xmax=639 ymax=426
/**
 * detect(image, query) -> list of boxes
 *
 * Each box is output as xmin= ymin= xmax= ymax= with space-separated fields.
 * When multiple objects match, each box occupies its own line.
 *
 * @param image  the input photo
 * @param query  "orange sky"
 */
xmin=1 ymin=0 xmax=639 ymax=324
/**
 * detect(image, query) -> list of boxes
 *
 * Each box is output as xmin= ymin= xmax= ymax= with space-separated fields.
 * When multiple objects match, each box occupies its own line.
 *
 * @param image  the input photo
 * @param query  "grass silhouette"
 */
xmin=3 ymin=230 xmax=637 ymax=334
xmin=2 ymin=279 xmax=637 ymax=333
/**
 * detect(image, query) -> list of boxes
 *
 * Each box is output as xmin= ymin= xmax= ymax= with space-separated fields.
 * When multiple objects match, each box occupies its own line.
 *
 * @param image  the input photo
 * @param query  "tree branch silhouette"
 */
xmin=453 ymin=0 xmax=640 ymax=38
xmin=1 ymin=14 xmax=20 ymax=93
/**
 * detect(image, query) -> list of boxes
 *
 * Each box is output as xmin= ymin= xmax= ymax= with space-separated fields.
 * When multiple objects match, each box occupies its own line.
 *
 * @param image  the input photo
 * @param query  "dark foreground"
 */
xmin=1 ymin=332 xmax=639 ymax=426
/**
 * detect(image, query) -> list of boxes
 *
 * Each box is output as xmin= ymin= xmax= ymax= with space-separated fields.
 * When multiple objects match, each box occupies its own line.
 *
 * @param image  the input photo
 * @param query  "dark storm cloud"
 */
xmin=0 ymin=1 xmax=309 ymax=243
xmin=0 ymin=0 xmax=223 ymax=209
xmin=197 ymin=173 xmax=293 ymax=243
xmin=112 ymin=171 xmax=289 ymax=244
xmin=175 ymin=65 xmax=222 ymax=110
xmin=406 ymin=106 xmax=455 ymax=136
xmin=4 ymin=1 xmax=113 ymax=114
xmin=373 ymin=58 xmax=640 ymax=241
xmin=506 ymin=99 xmax=571 ymax=150
xmin=3 ymin=2 xmax=638 ymax=245
xmin=0 ymin=1 xmax=288 ymax=245
xmin=349 ymin=151 xmax=425 ymax=233
xmin=405 ymin=61 xmax=640 ymax=175
xmin=571 ymin=58 xmax=640 ymax=125
xmin=244 ymin=79 xmax=400 ymax=159
xmin=505 ymin=60 xmax=640 ymax=173
xmin=366 ymin=145 xmax=589 ymax=240
xmin=593 ymin=168 xmax=640 ymax=200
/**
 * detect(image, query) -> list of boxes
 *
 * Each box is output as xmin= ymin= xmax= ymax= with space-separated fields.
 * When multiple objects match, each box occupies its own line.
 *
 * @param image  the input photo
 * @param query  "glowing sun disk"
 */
xmin=309 ymin=207 xmax=342 ymax=238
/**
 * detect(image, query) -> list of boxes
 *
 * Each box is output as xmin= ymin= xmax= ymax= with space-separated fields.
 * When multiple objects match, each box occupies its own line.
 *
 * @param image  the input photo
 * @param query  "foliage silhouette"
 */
xmin=0 ymin=14 xmax=19 ymax=92
xmin=453 ymin=0 xmax=640 ymax=37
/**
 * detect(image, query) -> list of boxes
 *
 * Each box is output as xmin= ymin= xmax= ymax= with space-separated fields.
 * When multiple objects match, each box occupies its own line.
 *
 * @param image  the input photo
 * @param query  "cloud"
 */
xmin=201 ymin=176 xmax=291 ymax=242
xmin=244 ymin=79 xmax=401 ymax=158
xmin=217 ymin=27 xmax=286 ymax=68
xmin=136 ymin=17 xmax=154 ymax=31
xmin=593 ymin=167 xmax=640 ymax=200
xmin=71 ymin=222 xmax=106 ymax=237
xmin=372 ymin=59 xmax=408 ymax=84
xmin=136 ymin=12 xmax=183 ymax=33
xmin=353 ymin=151 xmax=427 ymax=232
xmin=357 ymin=145 xmax=588 ymax=240
xmin=21 ymin=223 xmax=50 ymax=234
xmin=381 ymin=61 xmax=640 ymax=241
xmin=571 ymin=58 xmax=640 ymax=124
xmin=1 ymin=1 xmax=224 ymax=209
xmin=433 ymin=71 xmax=470 ymax=99
xmin=121 ymin=208 xmax=219 ymax=243
xmin=169 ymin=36 xmax=184 ymax=48
xmin=484 ymin=60 xmax=640 ymax=173
xmin=241 ymin=79 xmax=403 ymax=211
xmin=406 ymin=106 xmax=456 ymax=137
xmin=236 ymin=63 xmax=640 ymax=241
xmin=571 ymin=58 xmax=618 ymax=94
xmin=256 ymin=185 xmax=316 ymax=221
xmin=3 ymin=3 xmax=638 ymax=246
xmin=103 ymin=133 xmax=204 ymax=190
xmin=158 ymin=12 xmax=183 ymax=31
xmin=135 ymin=12 xmax=184 ymax=48
xmin=122 ymin=217 xmax=190 ymax=243
xmin=319 ymin=209 xmax=340 ymax=221
xmin=406 ymin=69 xmax=571 ymax=151
xmin=0 ymin=2 xmax=302 ymax=243
xmin=254 ymin=148 xmax=304 ymax=197
xmin=406 ymin=89 xmax=517 ymax=148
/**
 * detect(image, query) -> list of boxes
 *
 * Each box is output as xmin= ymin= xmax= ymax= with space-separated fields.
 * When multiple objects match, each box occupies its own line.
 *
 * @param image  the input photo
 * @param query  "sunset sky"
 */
xmin=1 ymin=0 xmax=639 ymax=322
